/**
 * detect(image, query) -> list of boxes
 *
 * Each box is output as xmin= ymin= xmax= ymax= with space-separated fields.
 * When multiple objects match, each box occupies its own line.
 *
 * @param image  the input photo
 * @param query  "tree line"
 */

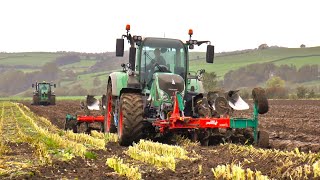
xmin=222 ymin=63 xmax=318 ymax=89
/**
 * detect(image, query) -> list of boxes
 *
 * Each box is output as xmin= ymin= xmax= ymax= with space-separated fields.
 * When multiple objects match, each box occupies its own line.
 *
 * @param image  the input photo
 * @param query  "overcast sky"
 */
xmin=0 ymin=0 xmax=319 ymax=53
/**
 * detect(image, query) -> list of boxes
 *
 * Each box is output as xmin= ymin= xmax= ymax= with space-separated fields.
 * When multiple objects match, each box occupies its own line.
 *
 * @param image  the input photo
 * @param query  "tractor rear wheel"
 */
xmin=104 ymin=82 xmax=117 ymax=133
xmin=50 ymin=95 xmax=56 ymax=105
xmin=258 ymin=130 xmax=269 ymax=148
xmin=252 ymin=87 xmax=269 ymax=114
xmin=118 ymin=93 xmax=145 ymax=146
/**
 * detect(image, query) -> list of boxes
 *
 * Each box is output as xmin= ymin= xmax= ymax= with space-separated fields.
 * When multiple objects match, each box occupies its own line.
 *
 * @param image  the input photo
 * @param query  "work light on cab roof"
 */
xmin=126 ymin=24 xmax=130 ymax=31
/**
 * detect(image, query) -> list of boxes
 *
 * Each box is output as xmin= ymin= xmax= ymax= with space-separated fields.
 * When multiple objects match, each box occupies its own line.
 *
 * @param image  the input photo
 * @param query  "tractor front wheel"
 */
xmin=32 ymin=95 xmax=39 ymax=105
xmin=118 ymin=93 xmax=145 ymax=146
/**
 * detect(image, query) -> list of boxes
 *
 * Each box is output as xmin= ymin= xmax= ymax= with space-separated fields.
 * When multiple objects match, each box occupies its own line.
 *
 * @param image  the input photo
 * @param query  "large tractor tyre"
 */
xmin=118 ymin=93 xmax=145 ymax=146
xmin=257 ymin=130 xmax=269 ymax=148
xmin=252 ymin=87 xmax=269 ymax=114
xmin=32 ymin=95 xmax=39 ymax=105
xmin=50 ymin=95 xmax=56 ymax=105
xmin=103 ymin=82 xmax=117 ymax=133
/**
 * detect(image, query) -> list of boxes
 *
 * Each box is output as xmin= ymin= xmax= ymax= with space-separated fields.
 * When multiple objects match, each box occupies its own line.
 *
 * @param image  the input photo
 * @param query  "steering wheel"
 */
xmin=154 ymin=63 xmax=171 ymax=73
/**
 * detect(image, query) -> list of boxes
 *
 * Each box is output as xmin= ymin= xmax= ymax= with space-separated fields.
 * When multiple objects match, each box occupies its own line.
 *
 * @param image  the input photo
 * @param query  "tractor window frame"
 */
xmin=38 ymin=83 xmax=50 ymax=91
xmin=137 ymin=38 xmax=187 ymax=88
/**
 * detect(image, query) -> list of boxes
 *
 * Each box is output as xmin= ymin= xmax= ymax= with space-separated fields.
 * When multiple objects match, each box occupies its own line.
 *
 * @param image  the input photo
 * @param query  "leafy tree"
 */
xmin=40 ymin=62 xmax=59 ymax=81
xmin=307 ymin=89 xmax=316 ymax=99
xmin=265 ymin=76 xmax=288 ymax=99
xmin=222 ymin=63 xmax=276 ymax=89
xmin=296 ymin=86 xmax=308 ymax=99
xmin=258 ymin=44 xmax=268 ymax=50
xmin=266 ymin=76 xmax=285 ymax=88
xmin=202 ymin=72 xmax=218 ymax=91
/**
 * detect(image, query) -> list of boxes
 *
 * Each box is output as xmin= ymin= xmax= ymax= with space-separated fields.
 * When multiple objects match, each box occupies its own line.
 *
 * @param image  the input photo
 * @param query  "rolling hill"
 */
xmin=0 ymin=46 xmax=319 ymax=96
xmin=189 ymin=46 xmax=320 ymax=78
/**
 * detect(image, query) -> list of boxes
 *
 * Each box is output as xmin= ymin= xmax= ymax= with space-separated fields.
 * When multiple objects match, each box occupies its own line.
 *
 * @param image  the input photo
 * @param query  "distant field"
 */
xmin=60 ymin=59 xmax=97 ymax=72
xmin=189 ymin=47 xmax=320 ymax=78
xmin=0 ymin=52 xmax=62 ymax=66
xmin=61 ymin=71 xmax=111 ymax=89
xmin=273 ymin=56 xmax=320 ymax=67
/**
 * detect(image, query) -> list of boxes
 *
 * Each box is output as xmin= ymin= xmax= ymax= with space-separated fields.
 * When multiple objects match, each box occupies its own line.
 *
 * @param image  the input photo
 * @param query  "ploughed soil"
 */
xmin=6 ymin=99 xmax=319 ymax=179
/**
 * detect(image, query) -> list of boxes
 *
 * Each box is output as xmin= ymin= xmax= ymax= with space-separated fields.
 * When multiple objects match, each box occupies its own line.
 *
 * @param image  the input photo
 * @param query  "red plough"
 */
xmin=152 ymin=95 xmax=230 ymax=133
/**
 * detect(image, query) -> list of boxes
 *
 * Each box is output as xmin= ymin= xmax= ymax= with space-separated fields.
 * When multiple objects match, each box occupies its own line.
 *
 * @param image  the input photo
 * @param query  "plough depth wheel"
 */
xmin=252 ymin=87 xmax=269 ymax=114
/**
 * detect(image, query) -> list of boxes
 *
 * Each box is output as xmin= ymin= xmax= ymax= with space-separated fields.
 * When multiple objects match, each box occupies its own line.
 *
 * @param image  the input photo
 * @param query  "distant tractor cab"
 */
xmin=32 ymin=81 xmax=56 ymax=105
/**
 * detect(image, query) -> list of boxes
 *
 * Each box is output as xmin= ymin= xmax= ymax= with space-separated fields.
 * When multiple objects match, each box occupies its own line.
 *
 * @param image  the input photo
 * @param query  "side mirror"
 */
xmin=116 ymin=39 xmax=124 ymax=57
xmin=54 ymin=84 xmax=56 ymax=88
xmin=206 ymin=45 xmax=214 ymax=63
xmin=129 ymin=47 xmax=136 ymax=70
xmin=32 ymin=84 xmax=34 ymax=88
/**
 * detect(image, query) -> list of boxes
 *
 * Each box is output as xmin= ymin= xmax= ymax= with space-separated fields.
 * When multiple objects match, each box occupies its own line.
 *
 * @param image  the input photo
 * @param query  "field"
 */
xmin=189 ymin=47 xmax=320 ymax=78
xmin=0 ymin=99 xmax=320 ymax=179
xmin=0 ymin=52 xmax=63 ymax=66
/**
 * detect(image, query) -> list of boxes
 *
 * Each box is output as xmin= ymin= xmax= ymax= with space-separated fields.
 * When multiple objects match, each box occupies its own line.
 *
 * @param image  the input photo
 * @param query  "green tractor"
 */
xmin=32 ymin=81 xmax=56 ymax=105
xmin=103 ymin=25 xmax=269 ymax=147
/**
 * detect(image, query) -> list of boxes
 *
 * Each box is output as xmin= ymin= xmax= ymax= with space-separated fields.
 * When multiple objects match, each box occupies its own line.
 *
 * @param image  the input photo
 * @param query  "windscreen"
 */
xmin=140 ymin=38 xmax=187 ymax=87
xmin=38 ymin=83 xmax=50 ymax=93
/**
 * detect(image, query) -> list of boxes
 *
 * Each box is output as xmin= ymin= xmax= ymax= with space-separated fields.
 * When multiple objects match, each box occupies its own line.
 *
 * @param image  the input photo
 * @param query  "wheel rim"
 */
xmin=105 ymin=93 xmax=112 ymax=132
xmin=118 ymin=104 xmax=123 ymax=138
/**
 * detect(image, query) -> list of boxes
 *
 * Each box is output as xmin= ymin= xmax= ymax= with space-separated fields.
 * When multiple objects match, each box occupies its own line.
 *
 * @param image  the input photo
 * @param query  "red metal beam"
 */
xmin=77 ymin=116 xmax=104 ymax=123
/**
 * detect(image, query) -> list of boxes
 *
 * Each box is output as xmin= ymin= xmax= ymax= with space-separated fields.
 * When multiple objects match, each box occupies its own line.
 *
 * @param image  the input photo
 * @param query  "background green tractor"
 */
xmin=104 ymin=25 xmax=216 ymax=146
xmin=32 ymin=81 xmax=56 ymax=105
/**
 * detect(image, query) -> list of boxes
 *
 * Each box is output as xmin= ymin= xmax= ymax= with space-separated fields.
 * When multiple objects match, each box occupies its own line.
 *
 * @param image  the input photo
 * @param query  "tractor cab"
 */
xmin=115 ymin=25 xmax=214 ymax=105
xmin=38 ymin=83 xmax=50 ymax=94
xmin=137 ymin=38 xmax=187 ymax=88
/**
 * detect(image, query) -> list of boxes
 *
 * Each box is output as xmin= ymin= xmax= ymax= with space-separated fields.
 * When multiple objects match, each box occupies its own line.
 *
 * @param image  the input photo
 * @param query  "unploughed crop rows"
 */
xmin=106 ymin=140 xmax=320 ymax=180
xmin=1 ymin=101 xmax=320 ymax=179
xmin=217 ymin=143 xmax=320 ymax=179
xmin=0 ymin=102 xmax=117 ymax=176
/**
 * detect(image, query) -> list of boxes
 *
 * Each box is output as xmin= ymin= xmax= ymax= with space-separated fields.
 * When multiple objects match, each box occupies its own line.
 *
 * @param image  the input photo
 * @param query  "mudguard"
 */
xmin=108 ymin=72 xmax=128 ymax=96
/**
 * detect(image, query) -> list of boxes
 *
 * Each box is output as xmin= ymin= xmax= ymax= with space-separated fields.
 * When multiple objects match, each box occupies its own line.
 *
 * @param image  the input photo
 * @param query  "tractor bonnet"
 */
xmin=157 ymin=73 xmax=184 ymax=97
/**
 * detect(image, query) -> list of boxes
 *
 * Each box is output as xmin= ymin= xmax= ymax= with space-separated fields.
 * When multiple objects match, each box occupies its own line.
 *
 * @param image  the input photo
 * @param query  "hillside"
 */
xmin=0 ymin=46 xmax=319 ymax=96
xmin=1 ymin=47 xmax=319 ymax=76
xmin=189 ymin=46 xmax=320 ymax=78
